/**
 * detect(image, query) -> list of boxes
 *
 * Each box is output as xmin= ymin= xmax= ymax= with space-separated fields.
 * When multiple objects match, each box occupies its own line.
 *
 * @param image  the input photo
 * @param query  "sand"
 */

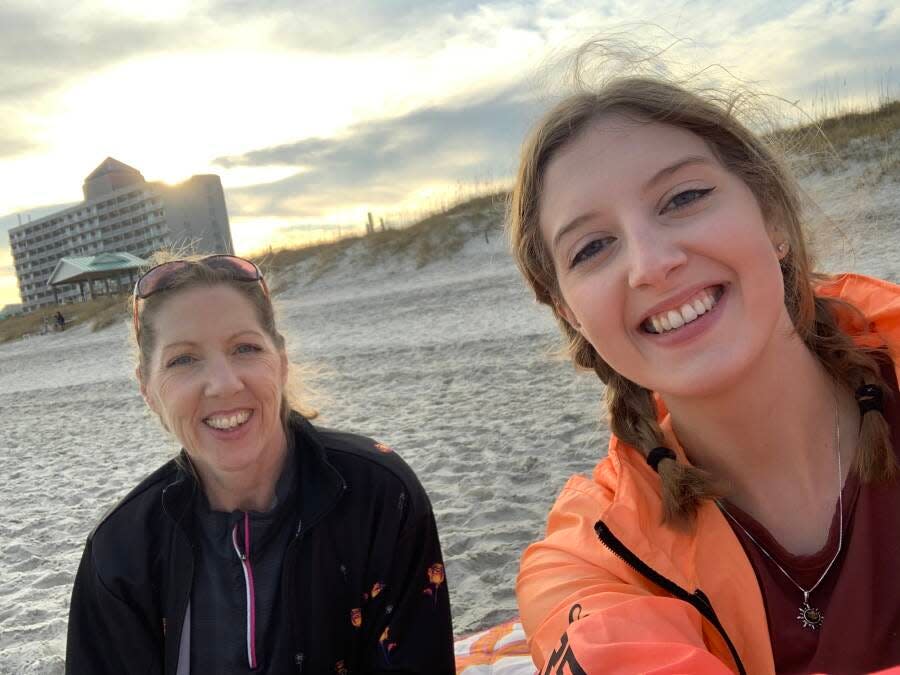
xmin=1 ymin=156 xmax=897 ymax=672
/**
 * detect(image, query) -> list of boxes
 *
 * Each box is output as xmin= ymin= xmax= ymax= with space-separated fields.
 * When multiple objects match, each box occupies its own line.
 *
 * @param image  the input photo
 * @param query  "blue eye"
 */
xmin=235 ymin=343 xmax=262 ymax=355
xmin=571 ymin=237 xmax=615 ymax=268
xmin=166 ymin=354 xmax=195 ymax=368
xmin=662 ymin=187 xmax=715 ymax=214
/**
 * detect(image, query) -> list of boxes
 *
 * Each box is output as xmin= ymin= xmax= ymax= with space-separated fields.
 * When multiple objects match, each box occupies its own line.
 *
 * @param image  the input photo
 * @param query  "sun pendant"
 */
xmin=797 ymin=602 xmax=824 ymax=630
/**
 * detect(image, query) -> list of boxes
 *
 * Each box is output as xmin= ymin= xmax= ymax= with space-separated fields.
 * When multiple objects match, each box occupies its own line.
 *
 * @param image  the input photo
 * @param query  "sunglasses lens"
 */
xmin=204 ymin=255 xmax=260 ymax=281
xmin=136 ymin=261 xmax=189 ymax=298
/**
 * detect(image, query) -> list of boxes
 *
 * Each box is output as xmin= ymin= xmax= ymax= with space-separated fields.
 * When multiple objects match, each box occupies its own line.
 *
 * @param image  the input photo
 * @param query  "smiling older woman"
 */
xmin=65 ymin=254 xmax=455 ymax=674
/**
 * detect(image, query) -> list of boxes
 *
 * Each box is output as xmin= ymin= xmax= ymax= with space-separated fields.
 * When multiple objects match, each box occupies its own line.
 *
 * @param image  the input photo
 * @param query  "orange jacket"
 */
xmin=517 ymin=274 xmax=900 ymax=675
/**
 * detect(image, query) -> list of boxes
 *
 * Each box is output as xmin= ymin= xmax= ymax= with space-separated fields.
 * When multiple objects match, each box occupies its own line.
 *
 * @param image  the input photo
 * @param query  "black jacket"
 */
xmin=66 ymin=414 xmax=455 ymax=674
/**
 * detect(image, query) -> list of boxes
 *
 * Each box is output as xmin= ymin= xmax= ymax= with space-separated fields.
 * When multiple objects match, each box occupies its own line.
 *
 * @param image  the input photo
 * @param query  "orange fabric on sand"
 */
xmin=454 ymin=619 xmax=531 ymax=670
xmin=516 ymin=274 xmax=900 ymax=675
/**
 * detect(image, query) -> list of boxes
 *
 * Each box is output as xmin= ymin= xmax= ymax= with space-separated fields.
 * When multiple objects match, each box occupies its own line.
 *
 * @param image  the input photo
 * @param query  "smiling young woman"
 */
xmin=65 ymin=253 xmax=455 ymax=674
xmin=510 ymin=77 xmax=899 ymax=674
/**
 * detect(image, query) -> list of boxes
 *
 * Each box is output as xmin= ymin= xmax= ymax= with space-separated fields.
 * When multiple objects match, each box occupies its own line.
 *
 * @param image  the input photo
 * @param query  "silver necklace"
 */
xmin=717 ymin=395 xmax=842 ymax=631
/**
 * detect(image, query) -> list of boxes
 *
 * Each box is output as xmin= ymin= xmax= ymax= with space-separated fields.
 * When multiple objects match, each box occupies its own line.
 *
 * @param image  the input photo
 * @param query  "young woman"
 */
xmin=510 ymin=78 xmax=899 ymax=674
xmin=66 ymin=254 xmax=455 ymax=674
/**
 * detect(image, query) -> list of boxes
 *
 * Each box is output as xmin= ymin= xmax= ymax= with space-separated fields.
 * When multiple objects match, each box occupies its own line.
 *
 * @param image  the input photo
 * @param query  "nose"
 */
xmin=626 ymin=225 xmax=688 ymax=289
xmin=204 ymin=357 xmax=245 ymax=398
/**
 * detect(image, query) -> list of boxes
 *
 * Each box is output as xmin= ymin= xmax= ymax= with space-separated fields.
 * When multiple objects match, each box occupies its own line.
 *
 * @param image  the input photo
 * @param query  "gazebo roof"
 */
xmin=47 ymin=252 xmax=148 ymax=287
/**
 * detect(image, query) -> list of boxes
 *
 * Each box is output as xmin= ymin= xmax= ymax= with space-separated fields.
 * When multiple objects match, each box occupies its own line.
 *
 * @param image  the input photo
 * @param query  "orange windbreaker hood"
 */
xmin=517 ymin=274 xmax=900 ymax=675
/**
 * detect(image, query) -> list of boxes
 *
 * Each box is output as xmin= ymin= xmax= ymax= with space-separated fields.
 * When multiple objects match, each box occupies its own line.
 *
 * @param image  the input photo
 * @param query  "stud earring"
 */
xmin=776 ymin=242 xmax=788 ymax=255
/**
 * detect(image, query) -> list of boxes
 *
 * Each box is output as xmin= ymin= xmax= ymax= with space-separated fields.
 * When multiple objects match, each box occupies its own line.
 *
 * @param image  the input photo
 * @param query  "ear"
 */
xmin=136 ymin=365 xmax=160 ymax=415
xmin=768 ymin=229 xmax=789 ymax=259
xmin=554 ymin=296 xmax=582 ymax=333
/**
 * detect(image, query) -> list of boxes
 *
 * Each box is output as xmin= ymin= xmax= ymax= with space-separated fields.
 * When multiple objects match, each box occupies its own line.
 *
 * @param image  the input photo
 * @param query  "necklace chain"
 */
xmin=716 ymin=390 xmax=842 ymax=628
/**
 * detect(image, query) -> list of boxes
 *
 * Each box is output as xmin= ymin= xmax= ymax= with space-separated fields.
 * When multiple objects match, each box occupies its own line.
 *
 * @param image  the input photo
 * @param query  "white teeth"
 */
xmin=205 ymin=410 xmax=251 ymax=430
xmin=667 ymin=310 xmax=685 ymax=329
xmin=646 ymin=287 xmax=720 ymax=334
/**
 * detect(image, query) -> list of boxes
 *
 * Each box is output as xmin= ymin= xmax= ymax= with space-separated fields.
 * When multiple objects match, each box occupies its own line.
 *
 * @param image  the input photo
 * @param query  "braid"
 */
xmin=803 ymin=296 xmax=896 ymax=482
xmin=604 ymin=369 xmax=723 ymax=526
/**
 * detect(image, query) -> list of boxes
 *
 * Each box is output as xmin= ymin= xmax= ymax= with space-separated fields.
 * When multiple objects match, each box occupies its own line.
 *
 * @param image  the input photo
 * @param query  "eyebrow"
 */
xmin=160 ymin=330 xmax=265 ymax=352
xmin=551 ymin=154 xmax=714 ymax=251
xmin=643 ymin=155 xmax=712 ymax=191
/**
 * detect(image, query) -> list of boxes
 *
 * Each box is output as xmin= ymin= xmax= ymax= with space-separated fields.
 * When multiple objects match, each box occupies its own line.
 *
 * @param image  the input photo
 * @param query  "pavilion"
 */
xmin=46 ymin=252 xmax=148 ymax=304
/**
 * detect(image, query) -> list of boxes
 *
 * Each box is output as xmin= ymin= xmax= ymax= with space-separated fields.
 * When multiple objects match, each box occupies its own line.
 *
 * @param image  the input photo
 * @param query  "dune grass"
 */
xmin=250 ymin=189 xmax=508 ymax=287
xmin=774 ymin=99 xmax=900 ymax=177
xmin=362 ymin=191 xmax=506 ymax=269
xmin=787 ymin=100 xmax=900 ymax=151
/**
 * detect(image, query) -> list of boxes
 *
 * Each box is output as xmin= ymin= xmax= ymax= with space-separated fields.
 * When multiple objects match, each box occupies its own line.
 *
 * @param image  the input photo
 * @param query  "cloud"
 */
xmin=215 ymin=84 xmax=540 ymax=218
xmin=209 ymin=0 xmax=534 ymax=52
xmin=0 ymin=137 xmax=35 ymax=161
xmin=0 ymin=4 xmax=198 ymax=102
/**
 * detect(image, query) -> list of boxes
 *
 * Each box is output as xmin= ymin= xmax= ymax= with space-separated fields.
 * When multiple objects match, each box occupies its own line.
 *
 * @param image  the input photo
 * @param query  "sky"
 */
xmin=1 ymin=0 xmax=898 ymax=308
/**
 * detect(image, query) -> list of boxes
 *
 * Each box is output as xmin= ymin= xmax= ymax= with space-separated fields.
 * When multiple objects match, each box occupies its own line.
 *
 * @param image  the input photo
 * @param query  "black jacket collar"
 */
xmin=160 ymin=413 xmax=346 ymax=533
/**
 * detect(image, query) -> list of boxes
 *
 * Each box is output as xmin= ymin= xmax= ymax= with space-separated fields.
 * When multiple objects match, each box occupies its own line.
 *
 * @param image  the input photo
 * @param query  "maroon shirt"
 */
xmin=725 ymin=361 xmax=900 ymax=674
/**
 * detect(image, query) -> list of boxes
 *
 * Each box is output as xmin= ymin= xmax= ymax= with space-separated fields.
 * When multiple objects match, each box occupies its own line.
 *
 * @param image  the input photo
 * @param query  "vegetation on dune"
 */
xmin=785 ymin=100 xmax=900 ymax=152
xmin=251 ymin=190 xmax=507 ymax=286
xmin=775 ymin=99 xmax=900 ymax=179
xmin=362 ymin=191 xmax=505 ymax=269
xmin=0 ymin=295 xmax=128 ymax=343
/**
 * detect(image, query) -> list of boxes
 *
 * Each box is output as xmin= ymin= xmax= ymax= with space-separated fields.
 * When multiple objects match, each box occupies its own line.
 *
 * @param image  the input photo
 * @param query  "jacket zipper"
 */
xmin=286 ymin=481 xmax=347 ymax=673
xmin=593 ymin=520 xmax=747 ymax=675
xmin=232 ymin=513 xmax=258 ymax=670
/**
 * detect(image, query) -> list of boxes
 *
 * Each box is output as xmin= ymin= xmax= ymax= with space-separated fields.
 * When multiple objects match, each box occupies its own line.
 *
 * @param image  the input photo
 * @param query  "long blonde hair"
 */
xmin=508 ymin=76 xmax=894 ymax=525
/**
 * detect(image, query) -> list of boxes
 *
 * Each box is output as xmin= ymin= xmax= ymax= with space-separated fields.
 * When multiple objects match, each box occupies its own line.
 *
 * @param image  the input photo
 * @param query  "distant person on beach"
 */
xmin=55 ymin=310 xmax=65 ymax=331
xmin=65 ymin=253 xmax=455 ymax=674
xmin=509 ymin=66 xmax=899 ymax=672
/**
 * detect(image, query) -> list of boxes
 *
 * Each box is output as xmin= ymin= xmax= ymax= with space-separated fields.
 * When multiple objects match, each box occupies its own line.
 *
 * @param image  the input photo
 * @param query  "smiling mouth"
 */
xmin=642 ymin=285 xmax=725 ymax=334
xmin=203 ymin=410 xmax=253 ymax=431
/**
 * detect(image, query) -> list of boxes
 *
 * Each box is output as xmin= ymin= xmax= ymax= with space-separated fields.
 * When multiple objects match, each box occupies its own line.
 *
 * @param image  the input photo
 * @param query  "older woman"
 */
xmin=510 ymin=76 xmax=899 ymax=674
xmin=66 ymin=254 xmax=455 ymax=674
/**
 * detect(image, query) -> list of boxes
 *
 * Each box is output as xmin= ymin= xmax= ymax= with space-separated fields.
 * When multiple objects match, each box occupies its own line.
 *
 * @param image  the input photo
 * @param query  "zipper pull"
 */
xmin=231 ymin=522 xmax=247 ymax=560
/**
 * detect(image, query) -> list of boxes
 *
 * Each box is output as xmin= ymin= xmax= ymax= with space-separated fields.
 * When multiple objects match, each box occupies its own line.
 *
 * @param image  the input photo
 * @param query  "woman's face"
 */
xmin=540 ymin=116 xmax=791 ymax=400
xmin=139 ymin=284 xmax=287 ymax=482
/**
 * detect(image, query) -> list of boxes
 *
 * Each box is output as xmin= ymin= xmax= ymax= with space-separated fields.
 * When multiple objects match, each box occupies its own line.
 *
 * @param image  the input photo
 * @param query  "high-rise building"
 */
xmin=9 ymin=158 xmax=234 ymax=312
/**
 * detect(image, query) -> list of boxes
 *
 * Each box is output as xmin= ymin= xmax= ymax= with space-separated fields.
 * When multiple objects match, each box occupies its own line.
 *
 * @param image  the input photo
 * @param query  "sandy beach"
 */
xmin=1 ymin=151 xmax=898 ymax=672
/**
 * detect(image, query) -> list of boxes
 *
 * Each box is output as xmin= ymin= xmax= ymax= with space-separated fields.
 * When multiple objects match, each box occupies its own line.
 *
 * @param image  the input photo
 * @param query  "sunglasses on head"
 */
xmin=132 ymin=254 xmax=270 ymax=339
